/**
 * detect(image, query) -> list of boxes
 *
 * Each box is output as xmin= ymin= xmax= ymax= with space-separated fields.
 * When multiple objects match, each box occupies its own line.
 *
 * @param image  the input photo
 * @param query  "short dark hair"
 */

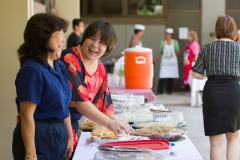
xmin=72 ymin=19 xmax=83 ymax=29
xmin=134 ymin=29 xmax=141 ymax=34
xmin=18 ymin=13 xmax=69 ymax=66
xmin=215 ymin=15 xmax=237 ymax=40
xmin=79 ymin=20 xmax=117 ymax=56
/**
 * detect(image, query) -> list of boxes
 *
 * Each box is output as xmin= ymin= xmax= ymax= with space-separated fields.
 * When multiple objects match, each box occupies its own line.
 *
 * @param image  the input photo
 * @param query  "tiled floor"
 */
xmin=155 ymin=92 xmax=191 ymax=106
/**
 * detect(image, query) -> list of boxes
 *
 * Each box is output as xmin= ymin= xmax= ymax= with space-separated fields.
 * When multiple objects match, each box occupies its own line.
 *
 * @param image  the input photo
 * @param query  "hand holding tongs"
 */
xmin=98 ymin=146 xmax=142 ymax=152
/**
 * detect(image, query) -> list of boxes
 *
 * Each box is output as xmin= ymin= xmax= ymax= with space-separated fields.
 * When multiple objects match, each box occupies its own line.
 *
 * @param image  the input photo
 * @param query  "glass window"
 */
xmin=128 ymin=0 xmax=163 ymax=16
xmin=81 ymin=0 xmax=122 ymax=15
xmin=167 ymin=0 xmax=200 ymax=10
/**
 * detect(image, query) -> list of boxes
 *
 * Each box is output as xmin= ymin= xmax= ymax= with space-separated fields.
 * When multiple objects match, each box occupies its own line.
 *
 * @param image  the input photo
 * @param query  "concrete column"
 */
xmin=55 ymin=0 xmax=80 ymax=49
xmin=0 ymin=0 xmax=32 ymax=159
xmin=201 ymin=0 xmax=225 ymax=45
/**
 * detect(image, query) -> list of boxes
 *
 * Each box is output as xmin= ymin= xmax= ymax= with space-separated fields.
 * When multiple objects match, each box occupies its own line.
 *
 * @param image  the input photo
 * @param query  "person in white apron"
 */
xmin=156 ymin=28 xmax=180 ymax=95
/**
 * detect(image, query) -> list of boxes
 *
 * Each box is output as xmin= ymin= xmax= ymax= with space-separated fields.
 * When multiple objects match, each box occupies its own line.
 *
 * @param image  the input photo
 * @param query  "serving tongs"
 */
xmin=150 ymin=108 xmax=171 ymax=113
xmin=98 ymin=146 xmax=143 ymax=152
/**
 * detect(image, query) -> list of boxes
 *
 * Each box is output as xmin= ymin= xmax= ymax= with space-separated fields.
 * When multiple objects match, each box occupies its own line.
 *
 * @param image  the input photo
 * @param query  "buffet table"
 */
xmin=73 ymin=132 xmax=203 ymax=160
xmin=109 ymin=87 xmax=157 ymax=102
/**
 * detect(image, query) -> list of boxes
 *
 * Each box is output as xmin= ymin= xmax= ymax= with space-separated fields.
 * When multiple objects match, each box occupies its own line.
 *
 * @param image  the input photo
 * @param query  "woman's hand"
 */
xmin=64 ymin=115 xmax=73 ymax=160
xmin=65 ymin=138 xmax=73 ymax=160
xmin=192 ymin=71 xmax=207 ymax=80
xmin=106 ymin=120 xmax=133 ymax=135
xmin=74 ymin=101 xmax=133 ymax=134
xmin=20 ymin=101 xmax=37 ymax=160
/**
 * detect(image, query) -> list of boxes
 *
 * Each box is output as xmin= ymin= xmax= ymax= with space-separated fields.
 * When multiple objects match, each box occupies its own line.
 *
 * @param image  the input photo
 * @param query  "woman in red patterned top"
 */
xmin=61 ymin=20 xmax=132 ymax=152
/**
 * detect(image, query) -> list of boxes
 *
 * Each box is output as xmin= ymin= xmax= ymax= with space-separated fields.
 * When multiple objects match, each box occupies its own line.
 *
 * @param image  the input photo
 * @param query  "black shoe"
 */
xmin=155 ymin=92 xmax=163 ymax=95
xmin=167 ymin=91 xmax=172 ymax=95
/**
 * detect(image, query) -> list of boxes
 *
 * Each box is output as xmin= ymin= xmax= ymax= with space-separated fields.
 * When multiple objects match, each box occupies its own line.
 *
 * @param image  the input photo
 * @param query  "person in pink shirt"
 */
xmin=183 ymin=30 xmax=200 ymax=86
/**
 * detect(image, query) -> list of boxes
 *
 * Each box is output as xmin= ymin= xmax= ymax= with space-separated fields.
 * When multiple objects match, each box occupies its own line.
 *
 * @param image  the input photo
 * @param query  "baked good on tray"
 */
xmin=137 ymin=121 xmax=176 ymax=128
xmin=81 ymin=120 xmax=99 ymax=129
xmin=133 ymin=125 xmax=187 ymax=139
xmin=91 ymin=127 xmax=119 ymax=139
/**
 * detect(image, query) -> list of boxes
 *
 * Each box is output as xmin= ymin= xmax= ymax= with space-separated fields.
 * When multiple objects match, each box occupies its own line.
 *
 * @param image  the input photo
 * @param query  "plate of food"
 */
xmin=132 ymin=121 xmax=176 ymax=129
xmin=133 ymin=125 xmax=188 ymax=140
xmin=80 ymin=119 xmax=100 ymax=132
xmin=91 ymin=127 xmax=149 ymax=144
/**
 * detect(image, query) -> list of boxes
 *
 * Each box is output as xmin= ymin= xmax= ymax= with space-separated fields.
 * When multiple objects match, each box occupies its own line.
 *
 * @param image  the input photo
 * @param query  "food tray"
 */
xmin=114 ymin=112 xmax=153 ymax=123
xmin=111 ymin=93 xmax=135 ymax=103
xmin=143 ymin=132 xmax=186 ymax=140
xmin=133 ymin=127 xmax=188 ymax=140
xmin=132 ymin=121 xmax=176 ymax=129
xmin=80 ymin=119 xmax=100 ymax=132
xmin=79 ymin=127 xmax=93 ymax=132
xmin=113 ymin=101 xmax=133 ymax=108
xmin=132 ymin=121 xmax=186 ymax=129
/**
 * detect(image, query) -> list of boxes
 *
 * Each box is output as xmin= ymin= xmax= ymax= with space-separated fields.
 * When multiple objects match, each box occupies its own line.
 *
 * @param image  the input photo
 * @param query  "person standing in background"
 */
xmin=193 ymin=15 xmax=240 ymax=160
xmin=67 ymin=19 xmax=84 ymax=48
xmin=183 ymin=30 xmax=200 ymax=87
xmin=129 ymin=24 xmax=145 ymax=47
xmin=236 ymin=29 xmax=240 ymax=43
xmin=156 ymin=28 xmax=180 ymax=95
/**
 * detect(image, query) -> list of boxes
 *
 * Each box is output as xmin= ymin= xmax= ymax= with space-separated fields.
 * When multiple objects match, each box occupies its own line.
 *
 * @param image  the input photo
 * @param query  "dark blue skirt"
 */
xmin=12 ymin=119 xmax=68 ymax=160
xmin=203 ymin=76 xmax=240 ymax=136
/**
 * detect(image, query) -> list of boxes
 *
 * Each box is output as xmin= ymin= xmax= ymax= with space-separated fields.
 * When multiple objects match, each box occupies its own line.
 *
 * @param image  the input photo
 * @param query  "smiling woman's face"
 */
xmin=81 ymin=30 xmax=107 ymax=62
xmin=48 ymin=30 xmax=65 ymax=60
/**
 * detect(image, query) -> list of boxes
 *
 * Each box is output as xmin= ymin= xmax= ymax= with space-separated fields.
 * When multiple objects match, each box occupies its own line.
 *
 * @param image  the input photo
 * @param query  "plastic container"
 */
xmin=153 ymin=111 xmax=185 ymax=124
xmin=112 ymin=112 xmax=128 ymax=123
xmin=152 ymin=112 xmax=174 ymax=122
xmin=113 ymin=56 xmax=125 ymax=87
xmin=133 ymin=112 xmax=154 ymax=123
xmin=124 ymin=47 xmax=153 ymax=89
xmin=111 ymin=93 xmax=135 ymax=104
xmin=108 ymin=74 xmax=120 ymax=88
xmin=111 ymin=93 xmax=136 ymax=113
xmin=100 ymin=139 xmax=170 ymax=159
xmin=94 ymin=150 xmax=167 ymax=160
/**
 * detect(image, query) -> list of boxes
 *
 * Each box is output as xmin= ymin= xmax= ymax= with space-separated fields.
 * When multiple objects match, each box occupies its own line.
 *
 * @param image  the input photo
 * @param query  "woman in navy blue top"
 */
xmin=12 ymin=13 xmax=73 ymax=160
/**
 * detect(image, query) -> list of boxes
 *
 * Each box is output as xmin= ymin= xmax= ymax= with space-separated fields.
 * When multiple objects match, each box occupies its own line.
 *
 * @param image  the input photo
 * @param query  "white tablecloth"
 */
xmin=73 ymin=132 xmax=203 ymax=160
xmin=188 ymin=71 xmax=207 ymax=107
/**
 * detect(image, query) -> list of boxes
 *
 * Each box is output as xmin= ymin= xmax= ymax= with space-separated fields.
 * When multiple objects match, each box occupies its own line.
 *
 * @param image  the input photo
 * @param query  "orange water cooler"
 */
xmin=124 ymin=47 xmax=153 ymax=89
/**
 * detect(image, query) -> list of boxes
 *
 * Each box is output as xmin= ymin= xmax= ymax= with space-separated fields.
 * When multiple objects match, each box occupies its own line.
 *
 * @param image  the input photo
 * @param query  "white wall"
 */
xmin=55 ymin=0 xmax=80 ymax=49
xmin=34 ymin=1 xmax=46 ymax=14
xmin=201 ymin=0 xmax=225 ymax=45
xmin=0 ymin=1 xmax=31 ymax=159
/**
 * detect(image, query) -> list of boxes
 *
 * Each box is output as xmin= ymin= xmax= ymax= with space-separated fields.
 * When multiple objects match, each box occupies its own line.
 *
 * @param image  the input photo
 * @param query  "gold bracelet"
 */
xmin=25 ymin=155 xmax=37 ymax=158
